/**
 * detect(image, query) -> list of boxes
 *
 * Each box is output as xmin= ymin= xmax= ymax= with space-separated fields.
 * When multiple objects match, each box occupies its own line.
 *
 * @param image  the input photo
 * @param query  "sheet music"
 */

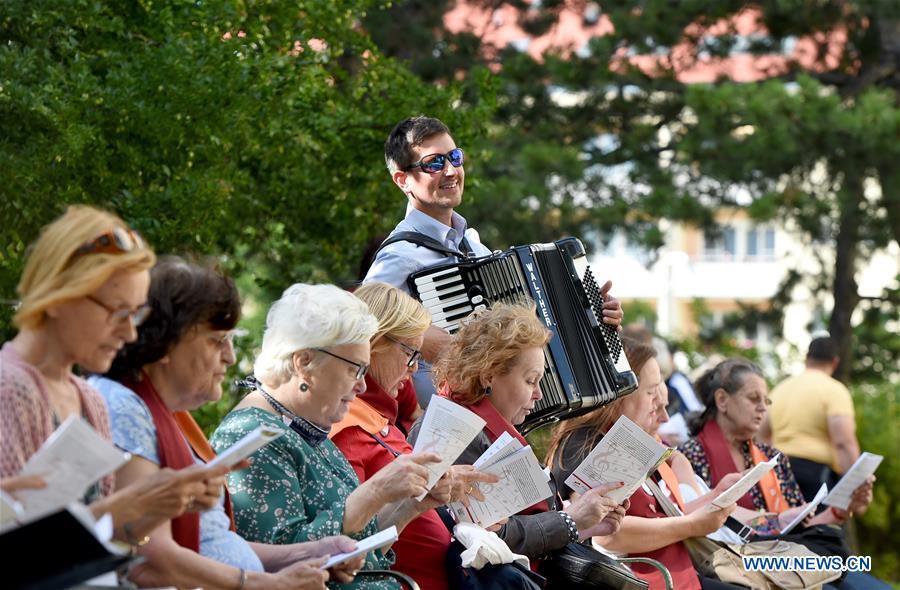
xmin=323 ymin=526 xmax=398 ymax=568
xmin=449 ymin=446 xmax=551 ymax=528
xmin=473 ymin=431 xmax=521 ymax=470
xmin=711 ymin=454 xmax=780 ymax=509
xmin=17 ymin=416 xmax=130 ymax=521
xmin=823 ymin=452 xmax=883 ymax=511
xmin=780 ymin=483 xmax=828 ymax=535
xmin=209 ymin=425 xmax=284 ymax=468
xmin=411 ymin=396 xmax=486 ymax=500
xmin=564 ymin=415 xmax=674 ymax=504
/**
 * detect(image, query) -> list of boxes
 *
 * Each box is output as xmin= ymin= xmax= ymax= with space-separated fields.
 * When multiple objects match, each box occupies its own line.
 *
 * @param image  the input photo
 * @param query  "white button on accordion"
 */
xmin=408 ymin=237 xmax=639 ymax=434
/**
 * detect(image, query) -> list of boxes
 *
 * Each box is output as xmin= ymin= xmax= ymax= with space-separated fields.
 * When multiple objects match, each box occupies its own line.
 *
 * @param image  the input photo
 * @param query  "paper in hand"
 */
xmin=17 ymin=416 xmax=130 ymax=522
xmin=711 ymin=454 xmax=780 ymax=509
xmin=323 ymin=526 xmax=398 ymax=569
xmin=823 ymin=452 xmax=883 ymax=511
xmin=209 ymin=426 xmax=284 ymax=468
xmin=411 ymin=396 xmax=486 ymax=500
xmin=565 ymin=414 xmax=674 ymax=504
xmin=473 ymin=431 xmax=522 ymax=470
xmin=449 ymin=445 xmax=551 ymax=528
xmin=779 ymin=483 xmax=827 ymax=535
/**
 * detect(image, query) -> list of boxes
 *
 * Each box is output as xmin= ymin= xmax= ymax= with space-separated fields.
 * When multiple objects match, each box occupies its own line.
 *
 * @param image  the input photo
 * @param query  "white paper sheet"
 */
xmin=823 ymin=452 xmax=883 ymax=511
xmin=209 ymin=425 xmax=284 ymax=468
xmin=449 ymin=445 xmax=551 ymax=528
xmin=711 ymin=454 xmax=780 ymax=509
xmin=323 ymin=526 xmax=398 ymax=569
xmin=473 ymin=432 xmax=522 ymax=470
xmin=780 ymin=483 xmax=828 ymax=535
xmin=17 ymin=416 xmax=130 ymax=522
xmin=0 ymin=491 xmax=25 ymax=528
xmin=564 ymin=415 xmax=674 ymax=504
xmin=411 ymin=396 xmax=486 ymax=499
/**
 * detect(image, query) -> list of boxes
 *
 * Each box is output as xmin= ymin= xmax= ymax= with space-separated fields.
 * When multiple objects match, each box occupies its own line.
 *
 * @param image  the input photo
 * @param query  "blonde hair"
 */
xmin=14 ymin=205 xmax=156 ymax=330
xmin=434 ymin=302 xmax=551 ymax=405
xmin=254 ymin=283 xmax=379 ymax=387
xmin=353 ymin=282 xmax=431 ymax=353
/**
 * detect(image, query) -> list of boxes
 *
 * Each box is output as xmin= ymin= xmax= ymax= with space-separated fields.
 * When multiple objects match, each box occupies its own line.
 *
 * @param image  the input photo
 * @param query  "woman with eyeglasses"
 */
xmin=88 ymin=258 xmax=357 ymax=590
xmin=679 ymin=358 xmax=875 ymax=532
xmin=329 ymin=282 xmax=498 ymax=590
xmin=547 ymin=337 xmax=743 ymax=590
xmin=679 ymin=359 xmax=889 ymax=590
xmin=211 ymin=283 xmax=450 ymax=590
xmin=407 ymin=302 xmax=627 ymax=566
xmin=0 ymin=205 xmax=223 ymax=551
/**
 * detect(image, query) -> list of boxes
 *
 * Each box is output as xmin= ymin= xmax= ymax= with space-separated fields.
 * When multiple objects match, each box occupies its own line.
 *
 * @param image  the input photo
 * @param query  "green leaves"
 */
xmin=0 ymin=0 xmax=493 ymax=341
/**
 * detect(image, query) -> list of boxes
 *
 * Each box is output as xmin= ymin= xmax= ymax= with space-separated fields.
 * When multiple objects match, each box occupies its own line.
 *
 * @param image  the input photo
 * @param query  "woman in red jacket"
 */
xmin=331 ymin=282 xmax=496 ymax=590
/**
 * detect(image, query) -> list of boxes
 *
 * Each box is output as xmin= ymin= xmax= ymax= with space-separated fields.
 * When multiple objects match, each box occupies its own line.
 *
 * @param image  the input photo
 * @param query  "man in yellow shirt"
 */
xmin=761 ymin=337 xmax=860 ymax=501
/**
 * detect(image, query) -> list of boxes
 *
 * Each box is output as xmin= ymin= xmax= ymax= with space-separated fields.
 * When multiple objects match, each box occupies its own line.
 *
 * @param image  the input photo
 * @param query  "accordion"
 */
xmin=408 ymin=237 xmax=638 ymax=433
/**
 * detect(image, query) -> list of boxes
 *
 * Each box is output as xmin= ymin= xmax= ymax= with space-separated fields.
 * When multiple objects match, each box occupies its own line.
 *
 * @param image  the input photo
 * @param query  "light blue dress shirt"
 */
xmin=364 ymin=207 xmax=492 ymax=293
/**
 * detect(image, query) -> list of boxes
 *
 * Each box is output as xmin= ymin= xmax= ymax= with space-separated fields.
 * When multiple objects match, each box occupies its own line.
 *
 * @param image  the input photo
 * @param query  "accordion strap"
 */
xmin=376 ymin=231 xmax=473 ymax=260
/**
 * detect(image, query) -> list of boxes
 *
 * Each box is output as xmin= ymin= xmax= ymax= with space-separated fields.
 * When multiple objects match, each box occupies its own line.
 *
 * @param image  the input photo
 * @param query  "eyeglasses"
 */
xmin=384 ymin=335 xmax=422 ymax=368
xmin=85 ymin=295 xmax=152 ymax=327
xmin=206 ymin=330 xmax=235 ymax=350
xmin=73 ymin=227 xmax=146 ymax=259
xmin=739 ymin=392 xmax=772 ymax=407
xmin=315 ymin=348 xmax=369 ymax=380
xmin=404 ymin=148 xmax=464 ymax=174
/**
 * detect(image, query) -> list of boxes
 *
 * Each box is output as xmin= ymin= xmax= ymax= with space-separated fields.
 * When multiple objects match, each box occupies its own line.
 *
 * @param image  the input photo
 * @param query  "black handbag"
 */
xmin=538 ymin=541 xmax=649 ymax=590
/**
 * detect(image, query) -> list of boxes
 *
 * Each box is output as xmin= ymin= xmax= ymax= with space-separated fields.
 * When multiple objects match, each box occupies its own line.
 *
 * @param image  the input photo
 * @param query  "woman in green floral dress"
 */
xmin=212 ymin=283 xmax=447 ymax=589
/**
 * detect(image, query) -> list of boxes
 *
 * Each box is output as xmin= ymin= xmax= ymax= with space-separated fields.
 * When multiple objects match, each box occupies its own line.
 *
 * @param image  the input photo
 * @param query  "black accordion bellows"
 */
xmin=408 ymin=237 xmax=638 ymax=434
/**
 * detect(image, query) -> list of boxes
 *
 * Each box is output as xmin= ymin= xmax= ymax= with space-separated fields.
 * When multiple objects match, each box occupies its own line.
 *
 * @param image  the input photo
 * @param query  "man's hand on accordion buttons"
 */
xmin=599 ymin=280 xmax=624 ymax=331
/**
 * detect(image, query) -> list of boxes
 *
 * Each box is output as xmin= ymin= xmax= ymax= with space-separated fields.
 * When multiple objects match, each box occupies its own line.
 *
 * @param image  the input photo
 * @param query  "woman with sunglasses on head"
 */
xmin=212 ymin=283 xmax=451 ymax=590
xmin=89 ymin=258 xmax=359 ymax=590
xmin=330 ymin=282 xmax=498 ymax=590
xmin=680 ymin=358 xmax=887 ymax=590
xmin=0 ymin=205 xmax=224 ymax=550
xmin=408 ymin=302 xmax=627 ymax=565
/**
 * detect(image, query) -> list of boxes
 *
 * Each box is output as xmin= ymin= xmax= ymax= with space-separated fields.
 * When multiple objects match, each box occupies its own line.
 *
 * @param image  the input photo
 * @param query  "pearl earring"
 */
xmin=299 ymin=382 xmax=309 ymax=392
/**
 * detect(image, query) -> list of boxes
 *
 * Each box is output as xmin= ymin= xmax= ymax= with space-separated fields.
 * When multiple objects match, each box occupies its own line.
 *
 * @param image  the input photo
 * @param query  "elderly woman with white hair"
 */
xmin=211 ymin=284 xmax=446 ymax=590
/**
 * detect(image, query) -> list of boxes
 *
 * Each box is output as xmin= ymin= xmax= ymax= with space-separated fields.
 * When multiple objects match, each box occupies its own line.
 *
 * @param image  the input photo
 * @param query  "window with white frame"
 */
xmin=745 ymin=226 xmax=776 ymax=260
xmin=702 ymin=226 xmax=736 ymax=260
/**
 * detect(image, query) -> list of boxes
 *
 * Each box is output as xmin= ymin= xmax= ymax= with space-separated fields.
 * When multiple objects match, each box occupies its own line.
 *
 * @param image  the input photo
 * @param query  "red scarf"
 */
xmin=696 ymin=419 xmax=787 ymax=513
xmin=448 ymin=392 xmax=552 ymax=515
xmin=173 ymin=410 xmax=236 ymax=531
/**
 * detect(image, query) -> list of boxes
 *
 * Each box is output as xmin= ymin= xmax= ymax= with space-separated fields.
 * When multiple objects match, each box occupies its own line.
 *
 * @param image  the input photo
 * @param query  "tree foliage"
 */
xmin=0 ymin=0 xmax=495 ymax=341
xmin=365 ymin=0 xmax=899 ymax=384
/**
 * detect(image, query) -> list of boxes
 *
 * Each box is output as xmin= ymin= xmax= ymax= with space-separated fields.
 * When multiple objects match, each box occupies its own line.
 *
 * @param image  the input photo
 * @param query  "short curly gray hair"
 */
xmin=254 ymin=283 xmax=378 ymax=386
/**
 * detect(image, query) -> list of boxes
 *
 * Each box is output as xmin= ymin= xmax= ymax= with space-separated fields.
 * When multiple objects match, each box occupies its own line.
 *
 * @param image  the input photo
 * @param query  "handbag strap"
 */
xmin=367 ymin=432 xmax=402 ymax=458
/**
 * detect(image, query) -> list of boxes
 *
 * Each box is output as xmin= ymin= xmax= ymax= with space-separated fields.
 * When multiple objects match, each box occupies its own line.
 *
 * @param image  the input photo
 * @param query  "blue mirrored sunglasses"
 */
xmin=405 ymin=148 xmax=464 ymax=174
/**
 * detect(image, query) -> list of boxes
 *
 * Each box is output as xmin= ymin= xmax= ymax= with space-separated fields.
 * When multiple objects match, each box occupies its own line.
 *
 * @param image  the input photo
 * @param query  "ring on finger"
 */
xmin=466 ymin=485 xmax=475 ymax=494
